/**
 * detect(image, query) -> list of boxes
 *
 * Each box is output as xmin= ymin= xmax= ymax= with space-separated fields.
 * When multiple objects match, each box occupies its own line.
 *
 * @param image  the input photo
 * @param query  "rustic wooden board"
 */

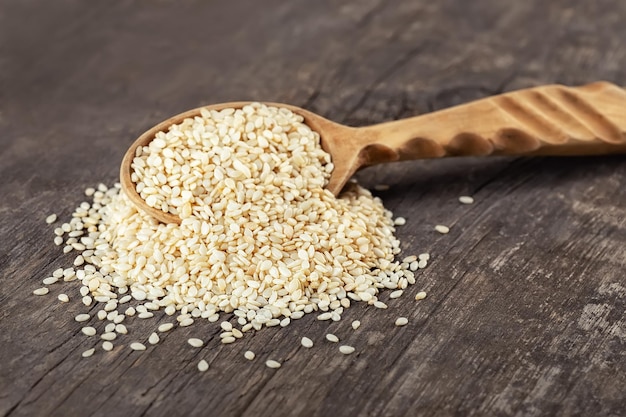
xmin=1 ymin=1 xmax=625 ymax=416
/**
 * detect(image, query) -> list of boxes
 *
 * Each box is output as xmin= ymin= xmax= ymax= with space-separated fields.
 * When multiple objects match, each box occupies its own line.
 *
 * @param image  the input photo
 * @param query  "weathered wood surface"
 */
xmin=1 ymin=1 xmax=625 ymax=416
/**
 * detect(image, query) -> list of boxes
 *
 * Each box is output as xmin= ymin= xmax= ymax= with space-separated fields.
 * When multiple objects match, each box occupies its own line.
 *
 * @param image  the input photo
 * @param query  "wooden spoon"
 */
xmin=121 ymin=81 xmax=626 ymax=224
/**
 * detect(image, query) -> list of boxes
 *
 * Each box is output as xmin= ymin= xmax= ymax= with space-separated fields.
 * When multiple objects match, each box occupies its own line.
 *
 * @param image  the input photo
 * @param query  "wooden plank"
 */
xmin=1 ymin=0 xmax=625 ymax=416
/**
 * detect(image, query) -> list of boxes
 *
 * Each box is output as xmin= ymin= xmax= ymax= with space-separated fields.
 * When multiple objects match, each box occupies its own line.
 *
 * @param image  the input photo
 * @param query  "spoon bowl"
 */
xmin=121 ymin=82 xmax=626 ymax=224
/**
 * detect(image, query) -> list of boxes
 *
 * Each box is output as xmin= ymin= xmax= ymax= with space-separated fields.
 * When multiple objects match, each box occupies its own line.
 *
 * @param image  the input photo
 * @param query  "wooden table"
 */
xmin=1 ymin=1 xmax=625 ymax=416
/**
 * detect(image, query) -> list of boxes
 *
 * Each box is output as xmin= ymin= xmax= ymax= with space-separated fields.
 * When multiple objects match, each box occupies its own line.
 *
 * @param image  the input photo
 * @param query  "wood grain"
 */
xmin=1 ymin=1 xmax=625 ymax=416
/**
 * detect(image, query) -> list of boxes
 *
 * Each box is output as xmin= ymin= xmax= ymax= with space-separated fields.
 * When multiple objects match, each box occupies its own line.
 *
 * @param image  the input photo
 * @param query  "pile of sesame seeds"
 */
xmin=33 ymin=103 xmax=479 ymax=370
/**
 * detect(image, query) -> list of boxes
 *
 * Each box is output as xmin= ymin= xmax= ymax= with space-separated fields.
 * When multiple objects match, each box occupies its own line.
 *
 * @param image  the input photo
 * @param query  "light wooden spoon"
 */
xmin=121 ymin=81 xmax=626 ymax=224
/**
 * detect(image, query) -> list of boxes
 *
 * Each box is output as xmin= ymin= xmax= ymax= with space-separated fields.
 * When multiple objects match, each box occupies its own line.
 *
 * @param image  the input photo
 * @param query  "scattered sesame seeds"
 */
xmin=74 ymin=313 xmax=90 ymax=322
xmin=221 ymin=336 xmax=236 ymax=344
xmin=45 ymin=214 xmax=57 ymax=224
xmin=130 ymin=342 xmax=146 ymax=351
xmin=42 ymin=277 xmax=58 ymax=285
xmin=197 ymin=360 xmax=209 ymax=372
xmin=81 ymin=326 xmax=96 ymax=336
xmin=317 ymin=312 xmax=333 ymax=321
xmin=394 ymin=217 xmax=407 ymax=226
xmin=102 ymin=341 xmax=113 ymax=351
xmin=415 ymin=291 xmax=427 ymax=301
xmin=115 ymin=324 xmax=128 ymax=334
xmin=101 ymin=332 xmax=116 ymax=341
xmin=459 ymin=196 xmax=474 ymax=204
xmin=390 ymin=290 xmax=403 ymax=299
xmin=220 ymin=321 xmax=233 ymax=332
xmin=58 ymin=293 xmax=69 ymax=303
xmin=244 ymin=351 xmax=255 ymax=360
xmin=373 ymin=301 xmax=387 ymax=309
xmin=33 ymin=287 xmax=49 ymax=296
xmin=148 ymin=332 xmax=160 ymax=345
xmin=435 ymin=225 xmax=450 ymax=234
xmin=339 ymin=345 xmax=355 ymax=355
xmin=188 ymin=338 xmax=204 ymax=348
xmin=301 ymin=337 xmax=314 ymax=348
xmin=81 ymin=348 xmax=95 ymax=358
xmin=326 ymin=334 xmax=339 ymax=343
xmin=158 ymin=323 xmax=174 ymax=332
xmin=395 ymin=317 xmax=409 ymax=327
xmin=351 ymin=320 xmax=361 ymax=330
xmin=265 ymin=360 xmax=281 ymax=369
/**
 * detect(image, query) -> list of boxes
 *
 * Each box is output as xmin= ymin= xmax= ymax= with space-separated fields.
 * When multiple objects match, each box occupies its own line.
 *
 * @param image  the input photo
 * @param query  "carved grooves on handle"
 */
xmin=390 ymin=82 xmax=626 ymax=158
xmin=490 ymin=83 xmax=626 ymax=154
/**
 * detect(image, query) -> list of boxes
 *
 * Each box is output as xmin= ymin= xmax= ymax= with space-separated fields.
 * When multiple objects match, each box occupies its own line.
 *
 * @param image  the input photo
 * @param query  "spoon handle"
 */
xmin=357 ymin=81 xmax=626 ymax=166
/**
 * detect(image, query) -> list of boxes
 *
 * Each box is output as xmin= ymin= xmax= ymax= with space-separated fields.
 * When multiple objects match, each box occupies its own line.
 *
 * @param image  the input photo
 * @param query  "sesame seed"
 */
xmin=395 ymin=317 xmax=409 ymax=326
xmin=42 ymin=277 xmax=58 ymax=285
xmin=326 ymin=333 xmax=339 ymax=343
xmin=390 ymin=290 xmax=403 ymax=299
xmin=244 ymin=350 xmax=255 ymax=360
xmin=265 ymin=360 xmax=281 ymax=369
xmin=81 ymin=326 xmax=96 ymax=336
xmin=351 ymin=320 xmax=361 ymax=330
xmin=394 ymin=217 xmax=406 ymax=226
xmin=81 ymin=348 xmax=95 ymax=358
xmin=220 ymin=321 xmax=233 ymax=331
xmin=339 ymin=345 xmax=355 ymax=355
xmin=373 ymin=301 xmax=387 ymax=309
xmin=435 ymin=225 xmax=450 ymax=234
xmin=301 ymin=337 xmax=314 ymax=348
xmin=74 ymin=314 xmax=90 ymax=322
xmin=102 ymin=341 xmax=113 ymax=351
xmin=148 ymin=332 xmax=160 ymax=345
xmin=130 ymin=342 xmax=146 ymax=351
xmin=415 ymin=291 xmax=427 ymax=300
xmin=115 ymin=324 xmax=128 ymax=334
xmin=221 ymin=336 xmax=236 ymax=344
xmin=58 ymin=293 xmax=69 ymax=303
xmin=46 ymin=214 xmax=58 ymax=224
xmin=459 ymin=196 xmax=474 ymax=204
xmin=101 ymin=332 xmax=116 ymax=341
xmin=33 ymin=287 xmax=49 ymax=296
xmin=188 ymin=338 xmax=204 ymax=348
xmin=158 ymin=323 xmax=174 ymax=332
xmin=317 ymin=312 xmax=333 ymax=321
xmin=197 ymin=360 xmax=209 ymax=372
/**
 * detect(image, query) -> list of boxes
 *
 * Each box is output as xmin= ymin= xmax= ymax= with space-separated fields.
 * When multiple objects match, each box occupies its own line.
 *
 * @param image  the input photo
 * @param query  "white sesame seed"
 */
xmin=390 ymin=290 xmax=403 ymax=299
xmin=102 ymin=341 xmax=113 ymax=351
xmin=301 ymin=337 xmax=314 ymax=348
xmin=179 ymin=318 xmax=194 ymax=327
xmin=81 ymin=348 xmax=95 ymax=358
xmin=138 ymin=312 xmax=154 ymax=319
xmin=339 ymin=345 xmax=355 ymax=355
xmin=373 ymin=301 xmax=387 ymax=309
xmin=197 ymin=359 xmax=209 ymax=372
xmin=415 ymin=291 xmax=427 ymax=300
xmin=265 ymin=360 xmax=281 ymax=369
xmin=46 ymin=214 xmax=58 ymax=224
xmin=82 ymin=296 xmax=93 ymax=307
xmin=221 ymin=336 xmax=236 ymax=344
xmin=148 ymin=332 xmax=160 ymax=345
xmin=58 ymin=293 xmax=69 ymax=303
xmin=435 ymin=225 xmax=450 ymax=234
xmin=101 ymin=332 xmax=117 ymax=341
xmin=81 ymin=326 xmax=96 ymax=336
xmin=459 ymin=196 xmax=474 ymax=204
xmin=395 ymin=317 xmax=409 ymax=326
xmin=42 ymin=277 xmax=58 ymax=285
xmin=317 ymin=312 xmax=333 ymax=321
xmin=74 ymin=313 xmax=90 ymax=322
xmin=158 ymin=323 xmax=174 ymax=332
xmin=115 ymin=324 xmax=128 ymax=334
xmin=220 ymin=321 xmax=233 ymax=331
xmin=351 ymin=320 xmax=361 ymax=330
xmin=394 ymin=217 xmax=407 ymax=226
xmin=33 ymin=287 xmax=49 ymax=296
xmin=244 ymin=350 xmax=255 ymax=360
xmin=188 ymin=338 xmax=204 ymax=348
xmin=326 ymin=333 xmax=339 ymax=343
xmin=130 ymin=342 xmax=146 ymax=351
xmin=97 ymin=310 xmax=107 ymax=320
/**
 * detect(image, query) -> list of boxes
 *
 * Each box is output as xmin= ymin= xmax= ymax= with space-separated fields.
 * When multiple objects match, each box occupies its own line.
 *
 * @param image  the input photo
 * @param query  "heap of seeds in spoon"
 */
xmin=40 ymin=103 xmax=427 ymax=356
